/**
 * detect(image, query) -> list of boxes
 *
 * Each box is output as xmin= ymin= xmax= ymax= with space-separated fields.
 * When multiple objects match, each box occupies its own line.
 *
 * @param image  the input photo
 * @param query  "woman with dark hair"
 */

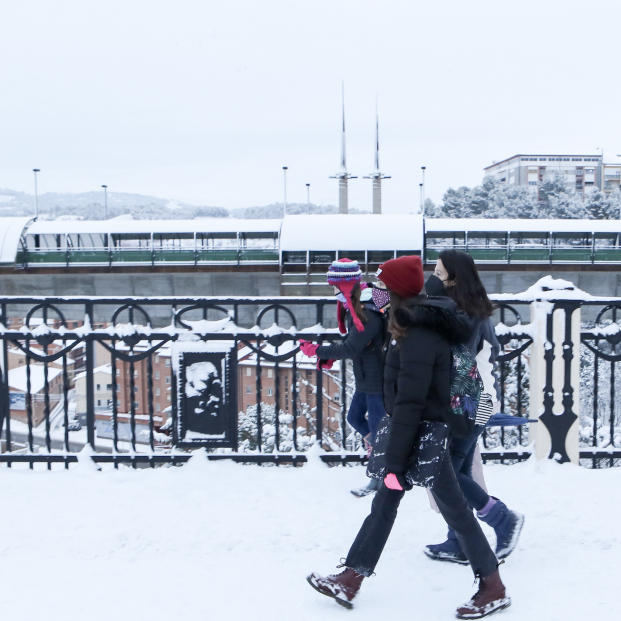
xmin=307 ymin=256 xmax=511 ymax=619
xmin=423 ymin=249 xmax=524 ymax=565
xmin=300 ymin=258 xmax=387 ymax=497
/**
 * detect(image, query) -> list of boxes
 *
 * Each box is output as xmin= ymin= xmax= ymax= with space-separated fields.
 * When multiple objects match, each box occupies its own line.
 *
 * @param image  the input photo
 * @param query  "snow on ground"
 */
xmin=0 ymin=454 xmax=617 ymax=621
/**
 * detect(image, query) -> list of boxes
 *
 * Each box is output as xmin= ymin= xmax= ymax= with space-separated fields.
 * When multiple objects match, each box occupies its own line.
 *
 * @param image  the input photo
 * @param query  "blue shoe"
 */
xmin=478 ymin=498 xmax=524 ymax=560
xmin=424 ymin=530 xmax=469 ymax=565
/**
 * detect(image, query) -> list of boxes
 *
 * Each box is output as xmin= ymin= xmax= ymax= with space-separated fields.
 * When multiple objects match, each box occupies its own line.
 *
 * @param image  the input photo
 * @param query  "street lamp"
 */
xmin=283 ymin=167 xmax=288 ymax=216
xmin=306 ymin=183 xmax=310 ymax=214
xmin=421 ymin=166 xmax=426 ymax=214
xmin=33 ymin=169 xmax=40 ymax=217
xmin=102 ymin=185 xmax=108 ymax=220
xmin=420 ymin=183 xmax=424 ymax=215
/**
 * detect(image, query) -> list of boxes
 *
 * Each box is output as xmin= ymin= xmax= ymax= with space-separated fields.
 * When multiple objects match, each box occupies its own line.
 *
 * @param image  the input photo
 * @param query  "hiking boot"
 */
xmin=424 ymin=537 xmax=469 ymax=565
xmin=306 ymin=567 xmax=364 ymax=609
xmin=351 ymin=477 xmax=379 ymax=498
xmin=456 ymin=570 xmax=511 ymax=619
xmin=478 ymin=498 xmax=524 ymax=560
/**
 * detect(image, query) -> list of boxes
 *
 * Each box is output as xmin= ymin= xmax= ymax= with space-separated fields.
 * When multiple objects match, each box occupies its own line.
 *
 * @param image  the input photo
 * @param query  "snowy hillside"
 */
xmin=0 ymin=189 xmax=351 ymax=220
xmin=0 ymin=454 xmax=616 ymax=620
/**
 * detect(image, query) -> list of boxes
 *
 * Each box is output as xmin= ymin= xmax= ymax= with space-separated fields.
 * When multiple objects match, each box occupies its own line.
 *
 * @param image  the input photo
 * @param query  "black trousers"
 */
xmin=345 ymin=449 xmax=498 ymax=578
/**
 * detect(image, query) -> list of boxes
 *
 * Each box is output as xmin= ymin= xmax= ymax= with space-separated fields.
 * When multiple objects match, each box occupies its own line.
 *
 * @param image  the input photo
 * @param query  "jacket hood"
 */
xmin=392 ymin=295 xmax=472 ymax=344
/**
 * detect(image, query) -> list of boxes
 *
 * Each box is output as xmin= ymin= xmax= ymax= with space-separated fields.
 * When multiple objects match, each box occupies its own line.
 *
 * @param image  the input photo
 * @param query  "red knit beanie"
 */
xmin=376 ymin=255 xmax=424 ymax=299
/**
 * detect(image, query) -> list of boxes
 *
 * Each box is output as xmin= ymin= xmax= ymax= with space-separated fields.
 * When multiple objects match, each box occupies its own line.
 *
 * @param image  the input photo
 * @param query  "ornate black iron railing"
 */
xmin=1 ymin=292 xmax=620 ymax=469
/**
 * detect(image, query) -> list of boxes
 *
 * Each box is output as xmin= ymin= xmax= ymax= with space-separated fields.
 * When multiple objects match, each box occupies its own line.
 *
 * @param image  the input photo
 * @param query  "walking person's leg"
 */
xmin=426 ymin=428 xmax=524 ymax=562
xmin=348 ymin=392 xmax=380 ymax=497
xmin=351 ymin=393 xmax=386 ymax=498
xmin=431 ymin=451 xmax=511 ymax=619
xmin=307 ymin=483 xmax=404 ymax=608
xmin=346 ymin=391 xmax=371 ymax=440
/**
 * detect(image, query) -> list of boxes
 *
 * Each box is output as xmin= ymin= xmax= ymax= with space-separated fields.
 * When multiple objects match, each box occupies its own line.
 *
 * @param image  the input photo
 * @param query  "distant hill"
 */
xmin=0 ymin=190 xmax=362 ymax=220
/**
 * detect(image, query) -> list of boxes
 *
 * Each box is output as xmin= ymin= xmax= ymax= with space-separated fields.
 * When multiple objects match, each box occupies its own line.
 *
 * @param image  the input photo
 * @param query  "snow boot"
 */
xmin=306 ymin=567 xmax=364 ymax=609
xmin=455 ymin=570 xmax=511 ymax=619
xmin=478 ymin=498 xmax=524 ymax=560
xmin=424 ymin=527 xmax=469 ymax=565
xmin=351 ymin=477 xmax=379 ymax=498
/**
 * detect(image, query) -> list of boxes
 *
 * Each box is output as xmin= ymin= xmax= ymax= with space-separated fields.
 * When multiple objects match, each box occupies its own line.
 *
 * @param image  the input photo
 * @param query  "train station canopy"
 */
xmin=0 ymin=217 xmax=34 ymax=264
xmin=279 ymin=214 xmax=424 ymax=251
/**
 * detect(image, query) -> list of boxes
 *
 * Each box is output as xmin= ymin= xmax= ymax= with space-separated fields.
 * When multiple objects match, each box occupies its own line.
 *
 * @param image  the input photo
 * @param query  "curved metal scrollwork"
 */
xmin=112 ymin=304 xmax=152 ymax=328
xmin=256 ymin=304 xmax=297 ymax=329
xmin=25 ymin=303 xmax=67 ymax=330
xmin=241 ymin=339 xmax=300 ymax=364
xmin=582 ymin=304 xmax=621 ymax=361
xmin=99 ymin=338 xmax=172 ymax=363
xmin=175 ymin=304 xmax=231 ymax=329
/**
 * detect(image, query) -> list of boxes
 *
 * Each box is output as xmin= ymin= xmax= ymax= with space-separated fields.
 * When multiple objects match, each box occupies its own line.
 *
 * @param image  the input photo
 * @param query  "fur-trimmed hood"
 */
xmin=392 ymin=295 xmax=472 ymax=344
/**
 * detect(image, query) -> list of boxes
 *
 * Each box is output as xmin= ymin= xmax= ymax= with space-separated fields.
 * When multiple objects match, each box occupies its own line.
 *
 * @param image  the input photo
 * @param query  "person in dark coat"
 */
xmin=300 ymin=258 xmax=386 ymax=497
xmin=423 ymin=250 xmax=524 ymax=565
xmin=307 ymin=256 xmax=511 ymax=619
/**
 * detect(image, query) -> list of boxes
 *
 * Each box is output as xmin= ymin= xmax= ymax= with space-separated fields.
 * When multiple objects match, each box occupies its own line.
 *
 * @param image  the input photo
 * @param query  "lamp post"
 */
xmin=420 ymin=183 xmax=424 ymax=215
xmin=102 ymin=185 xmax=108 ymax=220
xmin=421 ymin=166 xmax=426 ymax=213
xmin=306 ymin=183 xmax=310 ymax=214
xmin=283 ymin=167 xmax=288 ymax=216
xmin=33 ymin=169 xmax=40 ymax=217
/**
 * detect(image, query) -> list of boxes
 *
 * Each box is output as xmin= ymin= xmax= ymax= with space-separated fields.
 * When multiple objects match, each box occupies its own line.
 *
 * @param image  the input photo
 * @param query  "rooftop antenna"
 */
xmin=363 ymin=98 xmax=390 ymax=214
xmin=330 ymin=82 xmax=356 ymax=213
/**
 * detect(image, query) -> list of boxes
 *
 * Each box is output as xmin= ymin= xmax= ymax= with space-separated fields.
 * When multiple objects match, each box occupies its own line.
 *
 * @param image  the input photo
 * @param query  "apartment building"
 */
xmin=483 ymin=154 xmax=621 ymax=198
xmin=237 ymin=342 xmax=345 ymax=440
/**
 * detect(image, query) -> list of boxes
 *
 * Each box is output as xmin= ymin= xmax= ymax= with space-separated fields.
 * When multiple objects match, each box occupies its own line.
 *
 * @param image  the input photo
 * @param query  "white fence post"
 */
xmin=528 ymin=284 xmax=581 ymax=464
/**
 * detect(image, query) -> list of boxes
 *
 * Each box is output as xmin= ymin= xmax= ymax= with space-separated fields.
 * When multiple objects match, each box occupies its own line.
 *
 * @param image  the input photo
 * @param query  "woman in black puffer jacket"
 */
xmin=307 ymin=256 xmax=510 ymax=620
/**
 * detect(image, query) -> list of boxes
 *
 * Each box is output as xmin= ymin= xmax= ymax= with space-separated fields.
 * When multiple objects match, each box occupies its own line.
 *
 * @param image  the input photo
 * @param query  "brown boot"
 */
xmin=306 ymin=567 xmax=364 ymax=609
xmin=456 ymin=570 xmax=511 ymax=619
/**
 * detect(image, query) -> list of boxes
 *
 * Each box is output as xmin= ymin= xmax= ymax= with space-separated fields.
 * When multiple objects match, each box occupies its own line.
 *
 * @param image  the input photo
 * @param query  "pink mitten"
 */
xmin=384 ymin=473 xmax=404 ymax=490
xmin=299 ymin=340 xmax=319 ymax=358
xmin=317 ymin=358 xmax=336 ymax=370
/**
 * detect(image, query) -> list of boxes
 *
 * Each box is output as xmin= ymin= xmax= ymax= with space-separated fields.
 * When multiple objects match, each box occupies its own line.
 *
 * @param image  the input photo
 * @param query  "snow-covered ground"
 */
xmin=0 ymin=453 xmax=617 ymax=620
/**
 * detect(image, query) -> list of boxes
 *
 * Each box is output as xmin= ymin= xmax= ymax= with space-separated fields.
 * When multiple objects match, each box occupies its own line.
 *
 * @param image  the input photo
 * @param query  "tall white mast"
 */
xmin=330 ymin=83 xmax=356 ymax=214
xmin=364 ymin=100 xmax=390 ymax=214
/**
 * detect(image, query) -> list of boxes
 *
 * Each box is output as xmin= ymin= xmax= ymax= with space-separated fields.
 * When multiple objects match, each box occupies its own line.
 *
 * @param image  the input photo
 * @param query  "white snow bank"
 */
xmin=0 ymin=456 xmax=618 ymax=620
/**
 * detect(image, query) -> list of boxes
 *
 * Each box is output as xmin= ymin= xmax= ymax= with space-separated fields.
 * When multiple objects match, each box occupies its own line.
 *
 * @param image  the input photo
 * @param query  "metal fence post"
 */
xmin=85 ymin=303 xmax=96 ymax=449
xmin=531 ymin=296 xmax=581 ymax=464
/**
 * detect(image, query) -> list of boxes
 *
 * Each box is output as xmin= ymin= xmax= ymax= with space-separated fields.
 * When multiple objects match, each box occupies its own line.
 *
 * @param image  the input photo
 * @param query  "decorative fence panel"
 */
xmin=1 ymin=280 xmax=621 ymax=469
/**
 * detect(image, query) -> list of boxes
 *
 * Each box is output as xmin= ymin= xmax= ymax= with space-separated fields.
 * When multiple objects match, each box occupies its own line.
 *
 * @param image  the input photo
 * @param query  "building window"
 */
xmin=267 ymin=369 xmax=273 ymax=379
xmin=117 ymin=400 xmax=121 ymax=407
xmin=134 ymin=402 xmax=139 ymax=409
xmin=267 ymin=388 xmax=273 ymax=396
xmin=245 ymin=368 xmax=252 ymax=377
xmin=116 ymin=369 xmax=120 ymax=376
xmin=155 ymin=403 xmax=161 ymax=412
xmin=539 ymin=158 xmax=547 ymax=161
xmin=134 ymin=370 xmax=138 ymax=378
xmin=97 ymin=399 xmax=101 ymax=406
xmin=529 ymin=181 xmax=537 ymax=185
xmin=166 ymin=376 xmax=171 ymax=384
xmin=96 ymin=384 xmax=100 ymax=391
xmin=155 ymin=371 xmax=160 ymax=380
xmin=116 ymin=383 xmax=120 ymax=391
xmin=246 ymin=385 xmax=252 ymax=394
xmin=155 ymin=356 xmax=160 ymax=364
xmin=165 ymin=359 xmax=171 ymax=367
xmin=133 ymin=386 xmax=138 ymax=393
xmin=167 ymin=394 xmax=171 ymax=402
xmin=334 ymin=393 xmax=340 ymax=403
xmin=155 ymin=387 xmax=161 ymax=396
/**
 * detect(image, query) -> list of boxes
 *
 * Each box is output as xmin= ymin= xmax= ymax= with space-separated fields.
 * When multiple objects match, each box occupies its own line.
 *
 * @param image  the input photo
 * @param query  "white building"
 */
xmin=75 ymin=364 xmax=113 ymax=416
xmin=483 ymin=154 xmax=621 ymax=198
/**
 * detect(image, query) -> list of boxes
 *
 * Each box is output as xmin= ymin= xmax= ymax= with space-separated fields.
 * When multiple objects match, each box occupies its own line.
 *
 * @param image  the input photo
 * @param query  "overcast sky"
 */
xmin=1 ymin=0 xmax=620 ymax=213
